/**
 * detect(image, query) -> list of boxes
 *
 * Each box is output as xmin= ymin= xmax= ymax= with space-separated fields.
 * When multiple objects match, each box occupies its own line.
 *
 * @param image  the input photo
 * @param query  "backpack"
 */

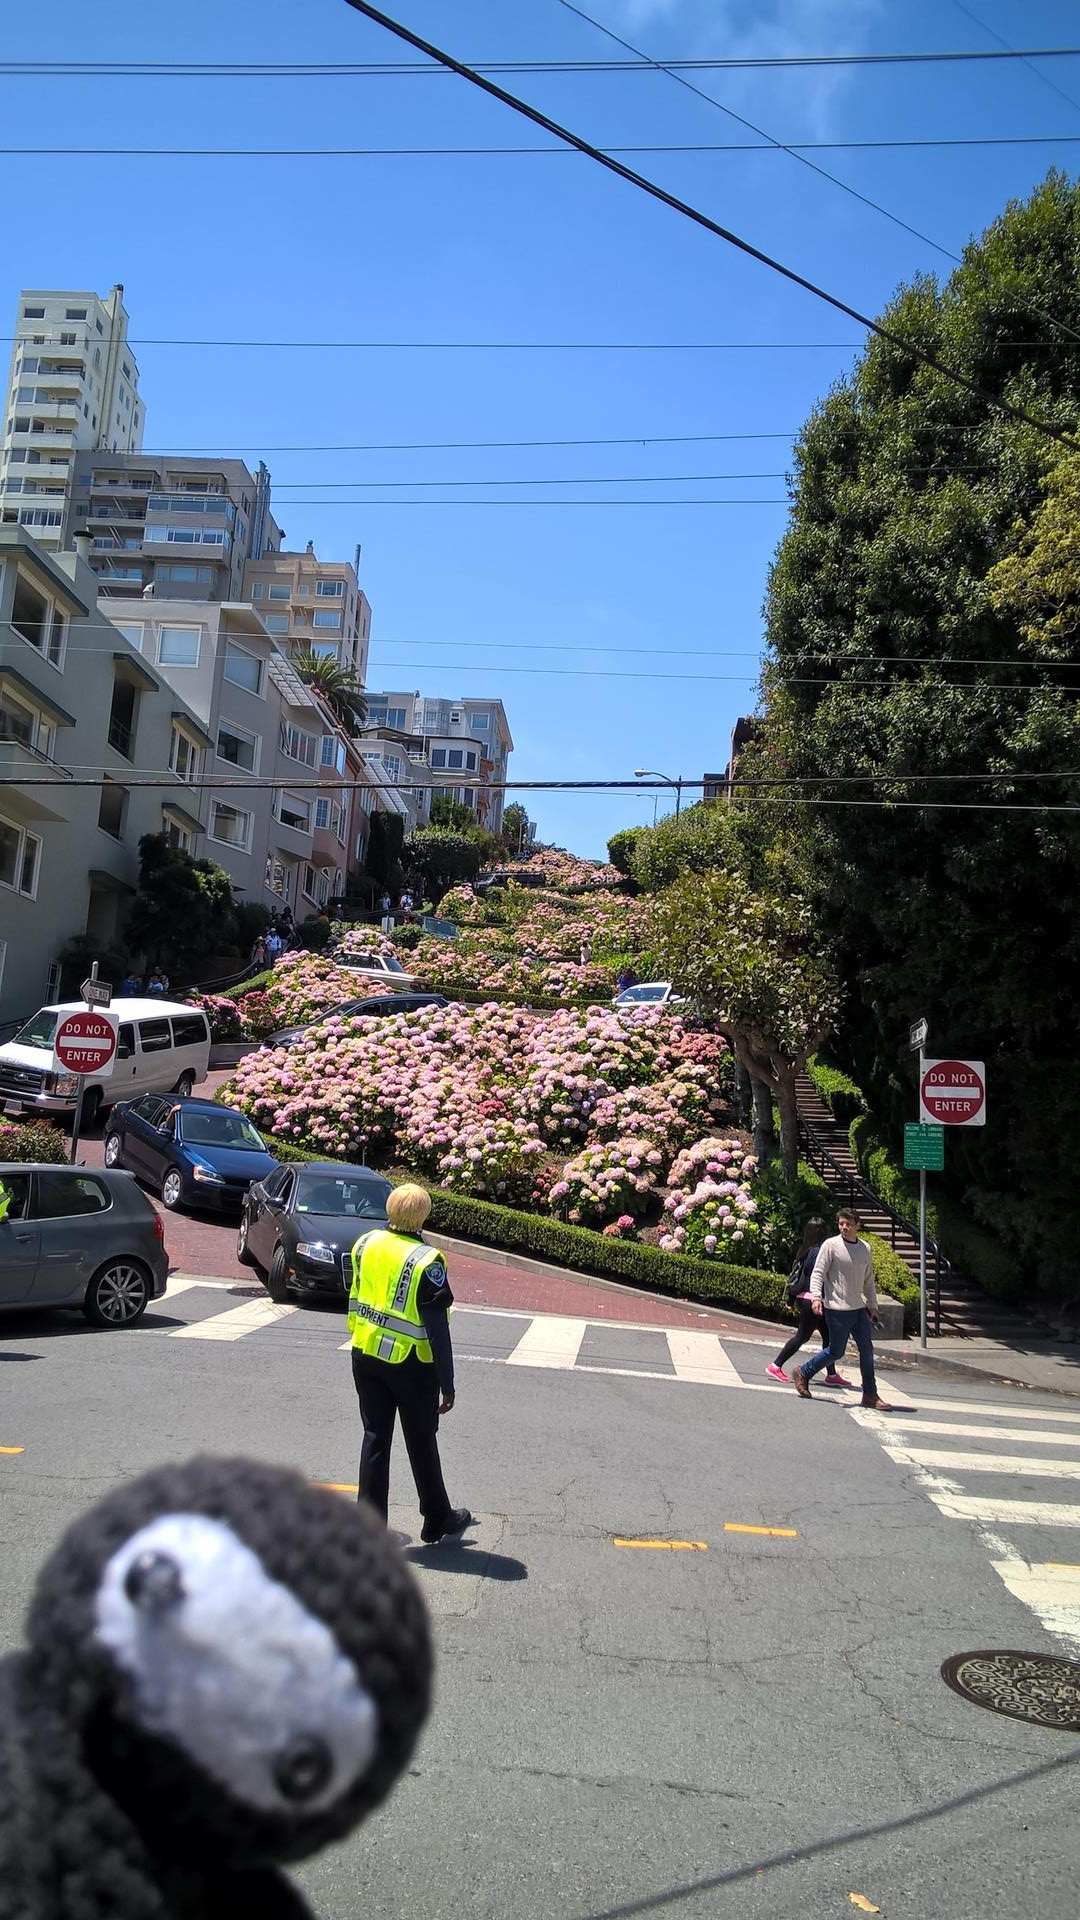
xmin=785 ymin=1246 xmax=816 ymax=1305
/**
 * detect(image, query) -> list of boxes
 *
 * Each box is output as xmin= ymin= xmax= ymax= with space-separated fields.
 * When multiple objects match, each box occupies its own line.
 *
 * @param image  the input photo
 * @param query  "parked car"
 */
xmin=475 ymin=868 xmax=547 ymax=896
xmin=103 ymin=1096 xmax=277 ymax=1212
xmin=327 ymin=951 xmax=418 ymax=989
xmin=613 ymin=981 xmax=686 ymax=1008
xmin=260 ymin=992 xmax=449 ymax=1050
xmin=0 ymin=999 xmax=211 ymax=1131
xmin=0 ymin=1163 xmax=168 ymax=1327
xmin=238 ymin=1161 xmax=394 ymax=1303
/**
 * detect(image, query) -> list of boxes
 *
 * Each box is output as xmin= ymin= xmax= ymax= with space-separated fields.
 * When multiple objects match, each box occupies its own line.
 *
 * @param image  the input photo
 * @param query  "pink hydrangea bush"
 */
xmin=236 ymin=990 xmax=276 ymax=1040
xmin=187 ymin=992 xmax=241 ymax=1043
xmin=658 ymin=1135 xmax=764 ymax=1266
xmin=264 ymin=953 xmax=363 ymax=1027
xmin=549 ymin=1138 xmax=661 ymax=1226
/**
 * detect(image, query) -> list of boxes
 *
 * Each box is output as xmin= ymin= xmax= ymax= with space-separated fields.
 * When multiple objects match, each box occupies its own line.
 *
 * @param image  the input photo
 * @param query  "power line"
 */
xmin=3 ymin=49 xmax=1078 ymax=75
xmin=362 ymin=660 xmax=1080 ymax=687
xmin=162 ymin=431 xmax=801 ymax=452
xmin=3 ymin=335 xmax=868 ymax=351
xmin=9 ymin=134 xmax=1080 ymax=156
xmin=340 ymin=2 xmax=1079 ymax=452
xmin=265 ymin=464 xmax=1012 ymax=488
xmin=950 ymin=0 xmax=1080 ymax=118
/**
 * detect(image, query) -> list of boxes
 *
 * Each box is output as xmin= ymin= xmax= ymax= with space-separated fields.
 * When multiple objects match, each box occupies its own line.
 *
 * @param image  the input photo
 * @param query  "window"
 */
xmin=281 ymin=724 xmax=317 ymax=767
xmin=277 ymin=793 xmax=310 ymax=833
xmin=34 ymin=1173 xmax=110 ymax=1220
xmin=0 ymin=689 xmax=36 ymax=748
xmin=65 ymin=308 xmax=87 ymax=321
xmin=469 ymin=712 xmax=490 ymax=731
xmin=264 ymin=614 xmax=290 ymax=634
xmin=310 ymin=641 xmax=338 ymax=661
xmin=171 ymin=1014 xmax=209 ymax=1048
xmin=10 ymin=573 xmax=48 ymax=650
xmin=157 ymin=625 xmax=200 ymax=666
xmin=22 ymin=306 xmax=45 ymax=319
xmin=382 ymin=754 xmax=402 ymax=781
xmin=216 ymin=719 xmax=257 ymax=771
xmin=169 ymin=725 xmax=201 ymax=780
xmin=466 ymin=751 xmax=477 ymax=771
xmin=156 ymin=564 xmax=213 ymax=584
xmin=112 ymin=622 xmax=144 ymax=652
xmin=0 ymin=814 xmax=41 ymax=897
xmin=60 ymin=332 xmax=77 ymax=347
xmin=210 ymin=801 xmax=252 ymax=850
xmin=312 ymin=609 xmax=342 ymax=631
xmin=315 ymin=797 xmax=331 ymax=829
xmin=448 ymin=749 xmax=463 ymax=770
xmin=320 ymin=736 xmax=347 ymax=773
xmin=297 ymin=583 xmax=310 ymax=597
xmin=136 ymin=1018 xmax=172 ymax=1054
xmin=430 ymin=747 xmax=446 ymax=768
xmin=122 ymin=360 xmax=132 ymax=380
xmin=163 ymin=813 xmax=193 ymax=854
xmin=223 ymin=642 xmax=262 ymax=693
xmin=385 ymin=706 xmax=406 ymax=729
xmin=250 ymin=580 xmax=264 ymax=599
xmin=97 ymin=780 xmax=127 ymax=840
xmin=316 ymin=579 xmax=344 ymax=597
xmin=267 ymin=583 xmax=290 ymax=601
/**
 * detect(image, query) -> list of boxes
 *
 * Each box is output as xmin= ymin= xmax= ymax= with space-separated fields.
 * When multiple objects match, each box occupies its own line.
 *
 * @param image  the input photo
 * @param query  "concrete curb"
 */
xmin=875 ymin=1340 xmax=1080 ymax=1399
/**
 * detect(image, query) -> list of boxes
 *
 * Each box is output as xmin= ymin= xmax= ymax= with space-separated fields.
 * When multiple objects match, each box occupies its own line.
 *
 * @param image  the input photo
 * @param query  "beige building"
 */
xmin=243 ymin=541 xmax=371 ymax=681
xmin=69 ymin=452 xmax=280 ymax=605
xmin=363 ymin=690 xmax=513 ymax=833
xmin=0 ymin=287 xmax=144 ymax=550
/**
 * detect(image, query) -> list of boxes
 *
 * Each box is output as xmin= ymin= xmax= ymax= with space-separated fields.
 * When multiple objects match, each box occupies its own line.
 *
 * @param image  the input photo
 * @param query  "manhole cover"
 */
xmin=941 ymin=1650 xmax=1080 ymax=1731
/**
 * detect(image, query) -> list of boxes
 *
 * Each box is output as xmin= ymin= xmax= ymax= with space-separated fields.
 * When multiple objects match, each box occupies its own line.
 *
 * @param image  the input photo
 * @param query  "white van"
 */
xmin=0 ymin=998 xmax=211 ymax=1129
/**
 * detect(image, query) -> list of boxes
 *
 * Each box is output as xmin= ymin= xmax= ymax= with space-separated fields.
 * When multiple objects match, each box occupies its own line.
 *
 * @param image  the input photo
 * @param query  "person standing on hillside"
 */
xmin=791 ymin=1206 xmax=893 ymax=1410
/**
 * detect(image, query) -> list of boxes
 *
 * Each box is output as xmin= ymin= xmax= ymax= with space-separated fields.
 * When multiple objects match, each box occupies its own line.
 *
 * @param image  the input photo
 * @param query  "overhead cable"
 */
xmin=3 ymin=48 xmax=1079 ymax=75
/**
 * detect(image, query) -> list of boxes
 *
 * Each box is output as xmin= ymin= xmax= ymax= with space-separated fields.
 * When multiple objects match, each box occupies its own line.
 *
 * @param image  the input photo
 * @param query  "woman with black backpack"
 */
xmin=766 ymin=1217 xmax=852 ymax=1387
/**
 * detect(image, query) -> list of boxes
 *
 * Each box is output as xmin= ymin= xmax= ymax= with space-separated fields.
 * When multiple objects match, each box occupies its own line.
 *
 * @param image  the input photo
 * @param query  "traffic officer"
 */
xmin=348 ymin=1183 xmax=473 ymax=1546
xmin=0 ymin=1175 xmax=11 ymax=1224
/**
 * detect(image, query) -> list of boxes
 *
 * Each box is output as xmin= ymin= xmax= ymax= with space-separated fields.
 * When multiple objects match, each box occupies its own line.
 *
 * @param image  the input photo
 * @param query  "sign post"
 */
xmin=908 ymin=1020 xmax=932 ymax=1350
xmin=908 ymin=1051 xmax=987 ymax=1347
xmin=904 ymin=1120 xmax=944 ymax=1350
xmin=57 ymin=967 xmax=117 ymax=1163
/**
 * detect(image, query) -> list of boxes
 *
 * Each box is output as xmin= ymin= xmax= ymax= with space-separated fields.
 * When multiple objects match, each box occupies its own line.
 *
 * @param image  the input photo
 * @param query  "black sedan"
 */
xmin=260 ymin=991 xmax=448 ymax=1050
xmin=103 ymin=1096 xmax=278 ymax=1212
xmin=238 ymin=1161 xmax=394 ymax=1303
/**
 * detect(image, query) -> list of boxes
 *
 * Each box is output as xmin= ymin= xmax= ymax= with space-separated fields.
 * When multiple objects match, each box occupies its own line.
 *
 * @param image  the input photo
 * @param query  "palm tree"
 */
xmin=291 ymin=648 xmax=368 ymax=737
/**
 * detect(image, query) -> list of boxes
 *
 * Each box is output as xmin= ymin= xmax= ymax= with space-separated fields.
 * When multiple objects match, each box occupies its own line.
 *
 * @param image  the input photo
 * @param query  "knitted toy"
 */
xmin=0 ymin=1456 xmax=432 ymax=1920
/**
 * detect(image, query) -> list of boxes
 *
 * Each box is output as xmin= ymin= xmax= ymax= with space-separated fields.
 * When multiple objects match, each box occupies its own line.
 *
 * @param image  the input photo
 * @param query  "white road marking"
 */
xmin=882 ymin=1444 xmax=1080 ymax=1482
xmin=506 ymin=1316 xmax=588 ymax=1369
xmin=859 ymin=1415 xmax=1080 ymax=1448
xmin=990 ymin=1560 xmax=1080 ymax=1657
xmin=892 ymin=1394 xmax=1080 ymax=1425
xmin=164 ymin=1276 xmax=245 ymax=1295
xmin=926 ymin=1492 xmax=1080 ymax=1528
xmin=666 ymin=1329 xmax=745 ymax=1387
xmin=170 ymin=1298 xmax=298 ymax=1341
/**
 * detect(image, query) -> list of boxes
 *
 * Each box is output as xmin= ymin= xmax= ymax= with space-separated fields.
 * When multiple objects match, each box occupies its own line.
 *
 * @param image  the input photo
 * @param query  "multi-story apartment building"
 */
xmin=0 ymin=528 xmax=215 ymax=1016
xmin=242 ymin=542 xmax=371 ymax=681
xmin=363 ymin=691 xmax=512 ymax=833
xmin=0 ymin=287 xmax=144 ymax=549
xmin=67 ymin=453 xmax=280 ymax=604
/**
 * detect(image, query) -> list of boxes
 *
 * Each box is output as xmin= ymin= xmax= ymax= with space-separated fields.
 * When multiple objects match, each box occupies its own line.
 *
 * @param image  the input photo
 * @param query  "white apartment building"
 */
xmin=243 ymin=542 xmax=371 ymax=680
xmin=0 ymin=287 xmax=143 ymax=549
xmin=363 ymin=690 xmax=512 ymax=833
xmin=69 ymin=452 xmax=280 ymax=604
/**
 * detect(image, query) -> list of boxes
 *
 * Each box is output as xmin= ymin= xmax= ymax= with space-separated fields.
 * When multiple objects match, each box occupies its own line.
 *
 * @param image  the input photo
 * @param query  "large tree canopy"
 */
xmin=761 ymin=171 xmax=1080 ymax=1297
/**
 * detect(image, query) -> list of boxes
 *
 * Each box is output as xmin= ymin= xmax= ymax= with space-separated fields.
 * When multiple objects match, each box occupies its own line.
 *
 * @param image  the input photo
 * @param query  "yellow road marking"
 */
xmin=724 ymin=1522 xmax=797 ymax=1538
xmin=849 ymin=1897 xmax=881 ymax=1914
xmin=613 ymin=1538 xmax=708 ymax=1551
xmin=316 ymin=1482 xmax=359 ymax=1494
xmin=1045 ymin=1562 xmax=1080 ymax=1571
xmin=0 ymin=1446 xmax=25 ymax=1456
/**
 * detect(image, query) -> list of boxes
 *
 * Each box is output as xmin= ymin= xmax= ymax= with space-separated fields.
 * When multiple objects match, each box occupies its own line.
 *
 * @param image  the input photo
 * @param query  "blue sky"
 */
xmin=3 ymin=0 xmax=1078 ymax=855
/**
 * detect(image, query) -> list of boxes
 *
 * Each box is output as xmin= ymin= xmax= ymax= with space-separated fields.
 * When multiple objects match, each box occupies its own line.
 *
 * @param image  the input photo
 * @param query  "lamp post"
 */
xmin=634 ymin=768 xmax=683 ymax=819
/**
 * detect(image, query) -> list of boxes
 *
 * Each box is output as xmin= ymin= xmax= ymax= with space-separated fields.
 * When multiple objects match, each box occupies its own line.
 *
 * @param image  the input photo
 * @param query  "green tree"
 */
xmin=404 ymin=829 xmax=483 ymax=904
xmin=292 ymin=648 xmax=368 ymax=736
xmin=627 ymin=801 xmax=749 ymax=893
xmin=365 ymin=812 xmax=405 ymax=896
xmin=652 ymin=870 xmax=840 ymax=1180
xmin=606 ymin=826 xmax=645 ymax=879
xmin=123 ymin=835 xmax=235 ymax=979
xmin=501 ymin=802 xmax=531 ymax=853
xmin=761 ymin=171 xmax=1080 ymax=1298
xmin=430 ymin=794 xmax=477 ymax=832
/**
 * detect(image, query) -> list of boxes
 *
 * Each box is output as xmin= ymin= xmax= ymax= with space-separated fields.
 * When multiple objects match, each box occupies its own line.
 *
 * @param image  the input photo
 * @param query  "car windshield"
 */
xmin=294 ymin=1173 xmax=391 ymax=1218
xmin=621 ymin=985 xmax=667 ymax=1003
xmin=382 ymin=956 xmax=406 ymax=973
xmin=181 ymin=1110 xmax=266 ymax=1151
xmin=12 ymin=1010 xmax=59 ymax=1051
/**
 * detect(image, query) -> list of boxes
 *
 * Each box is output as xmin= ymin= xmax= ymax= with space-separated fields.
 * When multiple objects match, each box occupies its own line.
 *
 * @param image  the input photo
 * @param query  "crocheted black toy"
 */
xmin=0 ymin=1455 xmax=432 ymax=1920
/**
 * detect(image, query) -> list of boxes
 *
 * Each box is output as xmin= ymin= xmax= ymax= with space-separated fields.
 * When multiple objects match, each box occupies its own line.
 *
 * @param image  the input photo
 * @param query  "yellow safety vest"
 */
xmin=348 ymin=1229 xmax=441 ymax=1365
xmin=0 ymin=1179 xmax=10 ymax=1225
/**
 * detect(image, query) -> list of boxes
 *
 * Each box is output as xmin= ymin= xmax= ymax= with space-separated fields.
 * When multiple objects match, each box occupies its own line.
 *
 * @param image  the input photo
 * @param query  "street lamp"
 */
xmin=634 ymin=768 xmax=683 ymax=819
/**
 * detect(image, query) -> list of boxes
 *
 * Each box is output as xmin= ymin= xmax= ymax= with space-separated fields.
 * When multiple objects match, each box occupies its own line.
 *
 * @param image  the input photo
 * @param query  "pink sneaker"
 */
xmin=823 ymin=1372 xmax=853 ymax=1388
xmin=765 ymin=1363 xmax=787 ymax=1382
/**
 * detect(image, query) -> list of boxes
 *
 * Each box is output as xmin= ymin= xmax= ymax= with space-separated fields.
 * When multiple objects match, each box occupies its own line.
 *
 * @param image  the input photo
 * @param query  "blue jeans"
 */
xmin=799 ymin=1307 xmax=877 ymax=1400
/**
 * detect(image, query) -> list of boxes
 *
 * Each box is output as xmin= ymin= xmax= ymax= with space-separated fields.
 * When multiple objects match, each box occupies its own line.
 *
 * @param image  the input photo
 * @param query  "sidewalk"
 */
xmin=877 ymin=1332 xmax=1080 ymax=1398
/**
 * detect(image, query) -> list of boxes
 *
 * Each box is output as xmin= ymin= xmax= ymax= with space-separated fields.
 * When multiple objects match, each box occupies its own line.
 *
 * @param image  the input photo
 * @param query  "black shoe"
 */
xmin=420 ymin=1507 xmax=474 ymax=1546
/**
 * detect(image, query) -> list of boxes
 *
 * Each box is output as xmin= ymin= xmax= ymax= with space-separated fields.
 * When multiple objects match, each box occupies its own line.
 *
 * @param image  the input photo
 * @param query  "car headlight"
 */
xmin=53 ymin=1074 xmax=79 ymax=1096
xmin=191 ymin=1163 xmax=226 ymax=1184
xmin=295 ymin=1240 xmax=337 ymax=1265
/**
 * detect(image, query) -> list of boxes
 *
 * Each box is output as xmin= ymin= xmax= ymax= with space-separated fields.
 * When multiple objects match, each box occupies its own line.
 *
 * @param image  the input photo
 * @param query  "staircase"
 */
xmin=794 ymin=1074 xmax=1039 ymax=1341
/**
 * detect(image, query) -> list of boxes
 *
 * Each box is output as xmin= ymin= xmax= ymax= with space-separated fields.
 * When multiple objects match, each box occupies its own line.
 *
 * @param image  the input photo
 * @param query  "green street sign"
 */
xmin=905 ymin=1122 xmax=945 ymax=1171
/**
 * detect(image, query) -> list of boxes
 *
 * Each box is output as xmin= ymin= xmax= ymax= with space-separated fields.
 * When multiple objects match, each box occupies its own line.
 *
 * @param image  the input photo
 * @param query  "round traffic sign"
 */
xmin=920 ymin=1058 xmax=986 ymax=1126
xmin=54 ymin=1010 xmax=118 ymax=1076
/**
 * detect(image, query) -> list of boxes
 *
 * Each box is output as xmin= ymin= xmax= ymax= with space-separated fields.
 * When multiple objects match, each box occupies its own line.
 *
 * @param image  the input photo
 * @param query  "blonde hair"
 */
xmin=387 ymin=1184 xmax=432 ymax=1234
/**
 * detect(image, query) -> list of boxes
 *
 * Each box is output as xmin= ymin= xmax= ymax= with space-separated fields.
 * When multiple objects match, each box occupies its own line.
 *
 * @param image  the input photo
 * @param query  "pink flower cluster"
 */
xmin=187 ymin=992 xmax=241 ymax=1043
xmin=549 ymin=1137 xmax=662 ymax=1226
xmin=263 ymin=953 xmax=363 ymax=1027
xmin=516 ymin=1007 xmax=663 ymax=1144
xmin=658 ymin=1135 xmax=764 ymax=1266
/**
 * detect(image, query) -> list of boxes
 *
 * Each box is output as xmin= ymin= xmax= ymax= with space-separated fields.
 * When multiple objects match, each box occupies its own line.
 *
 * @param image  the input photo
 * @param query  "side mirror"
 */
xmin=117 ymin=1044 xmax=133 ymax=1060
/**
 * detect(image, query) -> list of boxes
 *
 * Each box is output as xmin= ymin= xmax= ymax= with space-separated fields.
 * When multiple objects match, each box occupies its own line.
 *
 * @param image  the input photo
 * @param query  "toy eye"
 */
xmin=123 ymin=1550 xmax=185 ymax=1616
xmin=273 ymin=1733 xmax=333 ymax=1802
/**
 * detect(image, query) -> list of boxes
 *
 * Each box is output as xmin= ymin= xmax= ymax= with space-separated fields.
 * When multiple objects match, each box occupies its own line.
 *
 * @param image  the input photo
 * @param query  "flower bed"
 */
xmin=0 ymin=1118 xmax=69 ymax=1164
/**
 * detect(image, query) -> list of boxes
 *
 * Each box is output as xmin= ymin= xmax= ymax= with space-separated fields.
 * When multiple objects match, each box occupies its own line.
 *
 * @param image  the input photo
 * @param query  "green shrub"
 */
xmin=753 ymin=1159 xmax=835 ymax=1269
xmin=806 ymin=1055 xmax=867 ymax=1127
xmin=865 ymin=1233 xmax=919 ymax=1329
xmin=223 ymin=969 xmax=273 ymax=1001
xmin=0 ymin=1119 xmax=69 ymax=1165
xmin=850 ymin=1114 xmax=1019 ymax=1302
xmin=296 ymin=916 xmax=332 ymax=952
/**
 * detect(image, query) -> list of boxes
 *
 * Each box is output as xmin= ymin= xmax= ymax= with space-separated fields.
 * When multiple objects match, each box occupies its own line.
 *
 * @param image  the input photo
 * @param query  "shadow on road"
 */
xmin=405 ymin=1543 xmax=527 ymax=1582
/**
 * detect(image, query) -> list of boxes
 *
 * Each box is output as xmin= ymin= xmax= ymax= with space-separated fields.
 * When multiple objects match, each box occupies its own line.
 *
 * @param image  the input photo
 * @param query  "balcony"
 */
xmin=0 ymin=730 xmax=72 ymax=819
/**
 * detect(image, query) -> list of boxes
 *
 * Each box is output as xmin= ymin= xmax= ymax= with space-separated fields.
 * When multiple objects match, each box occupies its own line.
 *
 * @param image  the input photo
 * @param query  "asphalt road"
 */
xmin=1 ymin=1279 xmax=1079 ymax=1920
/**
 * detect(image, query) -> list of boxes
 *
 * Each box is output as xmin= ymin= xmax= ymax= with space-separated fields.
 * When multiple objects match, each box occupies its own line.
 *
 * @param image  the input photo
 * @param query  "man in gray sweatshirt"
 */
xmin=791 ymin=1207 xmax=892 ymax=1409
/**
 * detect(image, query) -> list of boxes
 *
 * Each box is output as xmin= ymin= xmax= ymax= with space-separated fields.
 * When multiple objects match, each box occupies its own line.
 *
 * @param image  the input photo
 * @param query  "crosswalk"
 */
xmin=853 ymin=1397 xmax=1080 ymax=1654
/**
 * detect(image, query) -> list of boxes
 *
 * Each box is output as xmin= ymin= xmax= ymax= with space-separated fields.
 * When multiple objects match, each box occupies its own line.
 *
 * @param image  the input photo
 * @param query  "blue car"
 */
xmin=103 ymin=1095 xmax=278 ymax=1213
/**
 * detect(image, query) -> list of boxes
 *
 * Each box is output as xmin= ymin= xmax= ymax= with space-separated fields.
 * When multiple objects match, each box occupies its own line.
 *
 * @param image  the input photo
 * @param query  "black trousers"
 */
xmin=774 ymin=1299 xmax=830 ymax=1368
xmin=351 ymin=1349 xmax=451 ymax=1523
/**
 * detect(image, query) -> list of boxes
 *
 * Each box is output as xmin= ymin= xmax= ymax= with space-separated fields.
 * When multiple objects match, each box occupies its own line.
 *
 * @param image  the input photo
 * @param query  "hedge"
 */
xmin=865 ymin=1233 xmax=919 ymax=1331
xmin=850 ymin=1114 xmax=1019 ymax=1303
xmin=268 ymin=1136 xmax=788 ymax=1320
xmin=0 ymin=1118 xmax=69 ymax=1165
xmin=805 ymin=1055 xmax=867 ymax=1128
xmin=222 ymin=969 xmax=273 ymax=1002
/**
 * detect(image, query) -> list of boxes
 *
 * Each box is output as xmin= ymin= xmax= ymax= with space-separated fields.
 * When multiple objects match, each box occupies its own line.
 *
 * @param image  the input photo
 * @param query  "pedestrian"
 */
xmin=146 ymin=966 xmax=169 ymax=996
xmin=791 ymin=1206 xmax=893 ymax=1410
xmin=119 ymin=972 xmax=141 ymax=997
xmin=265 ymin=929 xmax=283 ymax=963
xmin=347 ymin=1183 xmax=473 ymax=1545
xmin=616 ymin=968 xmax=637 ymax=993
xmin=379 ymin=891 xmax=393 ymax=933
xmin=579 ymin=938 xmax=592 ymax=967
xmin=766 ymin=1218 xmax=851 ymax=1386
xmin=250 ymin=934 xmax=267 ymax=969
xmin=398 ymin=889 xmax=412 ymax=914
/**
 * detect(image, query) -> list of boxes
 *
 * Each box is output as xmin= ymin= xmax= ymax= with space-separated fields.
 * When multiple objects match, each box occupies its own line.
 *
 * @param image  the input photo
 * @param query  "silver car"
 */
xmin=0 ymin=1163 xmax=169 ymax=1327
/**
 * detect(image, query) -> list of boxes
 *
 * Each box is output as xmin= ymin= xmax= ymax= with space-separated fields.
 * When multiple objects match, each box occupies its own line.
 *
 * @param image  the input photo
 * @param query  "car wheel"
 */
xmin=103 ymin=1131 xmax=124 ymax=1169
xmin=267 ymin=1245 xmax=291 ymax=1303
xmin=83 ymin=1259 xmax=150 ymax=1328
xmin=173 ymin=1071 xmax=195 ymax=1099
xmin=161 ymin=1167 xmax=185 ymax=1211
xmin=78 ymin=1086 xmax=102 ymax=1133
xmin=237 ymin=1213 xmax=256 ymax=1269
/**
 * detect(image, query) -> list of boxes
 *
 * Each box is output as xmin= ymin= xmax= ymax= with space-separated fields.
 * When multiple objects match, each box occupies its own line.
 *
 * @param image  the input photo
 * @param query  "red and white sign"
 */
xmin=920 ymin=1058 xmax=986 ymax=1127
xmin=53 ymin=1010 xmax=118 ymax=1079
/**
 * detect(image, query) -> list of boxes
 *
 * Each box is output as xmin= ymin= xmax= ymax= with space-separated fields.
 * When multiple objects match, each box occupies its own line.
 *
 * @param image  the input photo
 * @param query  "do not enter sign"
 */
xmin=53 ymin=1010 xmax=118 ymax=1079
xmin=920 ymin=1058 xmax=986 ymax=1127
